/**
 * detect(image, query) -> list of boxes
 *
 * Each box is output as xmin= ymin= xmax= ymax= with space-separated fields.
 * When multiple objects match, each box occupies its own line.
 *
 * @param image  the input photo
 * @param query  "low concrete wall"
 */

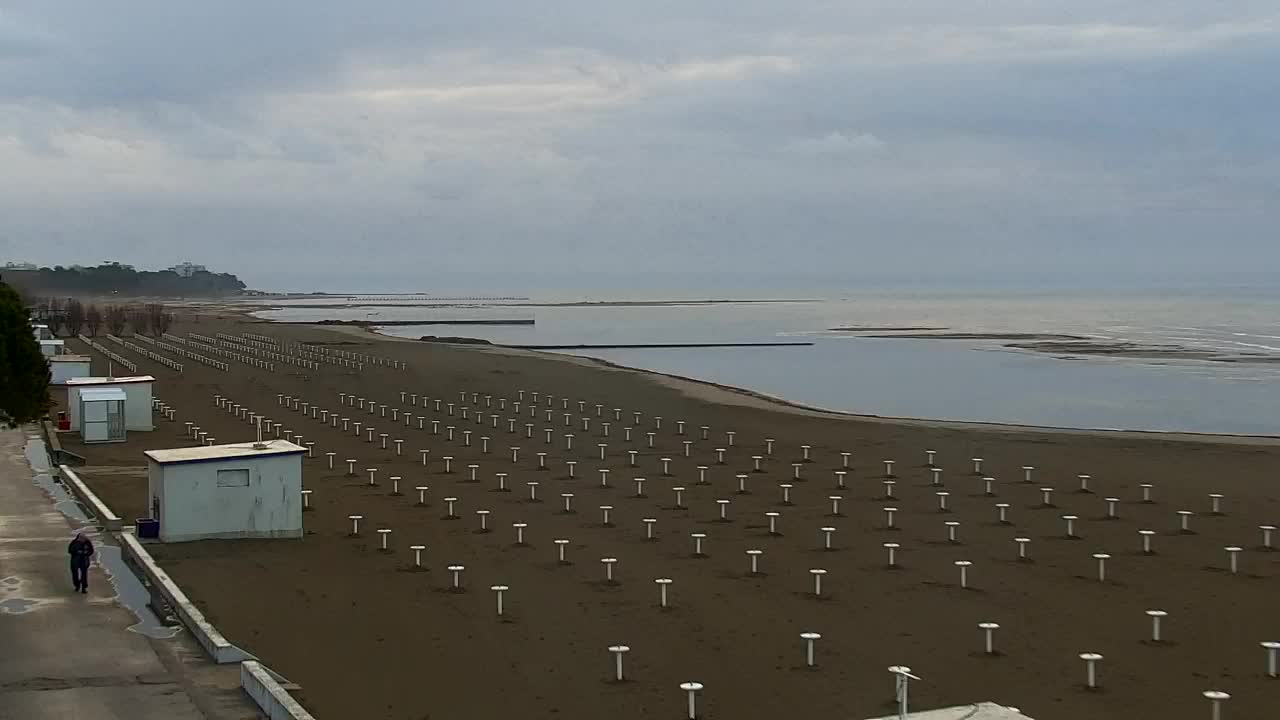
xmin=241 ymin=661 xmax=316 ymax=720
xmin=41 ymin=420 xmax=87 ymax=466
xmin=118 ymin=531 xmax=252 ymax=665
xmin=57 ymin=464 xmax=123 ymax=532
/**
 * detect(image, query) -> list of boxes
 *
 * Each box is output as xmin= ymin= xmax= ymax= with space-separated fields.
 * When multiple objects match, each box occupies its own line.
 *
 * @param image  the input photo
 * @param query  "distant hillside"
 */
xmin=1 ymin=263 xmax=246 ymax=298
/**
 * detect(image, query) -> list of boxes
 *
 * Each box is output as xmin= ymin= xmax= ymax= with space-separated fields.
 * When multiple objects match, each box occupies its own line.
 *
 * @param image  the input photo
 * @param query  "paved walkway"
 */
xmin=0 ymin=427 xmax=261 ymax=720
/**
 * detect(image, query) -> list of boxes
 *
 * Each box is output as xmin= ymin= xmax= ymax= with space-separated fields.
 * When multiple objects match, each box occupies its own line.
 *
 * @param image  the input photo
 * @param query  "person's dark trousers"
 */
xmin=70 ymin=559 xmax=89 ymax=592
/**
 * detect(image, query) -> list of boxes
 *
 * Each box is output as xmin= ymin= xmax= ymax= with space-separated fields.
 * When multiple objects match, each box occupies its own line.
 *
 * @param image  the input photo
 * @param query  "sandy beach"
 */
xmin=59 ymin=309 xmax=1280 ymax=720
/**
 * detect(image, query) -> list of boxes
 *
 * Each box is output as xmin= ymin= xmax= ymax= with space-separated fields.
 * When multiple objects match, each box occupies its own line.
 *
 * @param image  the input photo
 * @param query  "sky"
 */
xmin=1 ymin=2 xmax=1278 ymax=292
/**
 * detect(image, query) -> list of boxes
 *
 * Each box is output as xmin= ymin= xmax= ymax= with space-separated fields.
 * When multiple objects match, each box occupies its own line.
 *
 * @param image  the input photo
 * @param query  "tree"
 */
xmin=146 ymin=303 xmax=173 ymax=336
xmin=127 ymin=307 xmax=149 ymax=336
xmin=45 ymin=298 xmax=65 ymax=337
xmin=65 ymin=299 xmax=84 ymax=337
xmin=85 ymin=305 xmax=103 ymax=337
xmin=0 ymin=277 xmax=51 ymax=427
xmin=0 ymin=263 xmax=248 ymax=298
xmin=105 ymin=305 xmax=128 ymax=336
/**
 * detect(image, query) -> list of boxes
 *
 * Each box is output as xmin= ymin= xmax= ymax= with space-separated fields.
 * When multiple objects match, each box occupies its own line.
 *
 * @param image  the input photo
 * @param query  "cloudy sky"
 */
xmin=1 ymin=2 xmax=1277 ymax=291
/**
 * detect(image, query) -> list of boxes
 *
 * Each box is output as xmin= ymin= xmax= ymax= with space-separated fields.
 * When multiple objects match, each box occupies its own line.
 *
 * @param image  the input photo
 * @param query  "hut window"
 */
xmin=216 ymin=469 xmax=250 ymax=487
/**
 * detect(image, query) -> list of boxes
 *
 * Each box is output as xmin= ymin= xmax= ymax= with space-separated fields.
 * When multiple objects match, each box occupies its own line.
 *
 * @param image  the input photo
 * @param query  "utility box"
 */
xmin=49 ymin=355 xmax=93 ymax=385
xmin=65 ymin=376 xmax=155 ymax=431
xmin=144 ymin=440 xmax=305 ymax=543
xmin=78 ymin=388 xmax=127 ymax=443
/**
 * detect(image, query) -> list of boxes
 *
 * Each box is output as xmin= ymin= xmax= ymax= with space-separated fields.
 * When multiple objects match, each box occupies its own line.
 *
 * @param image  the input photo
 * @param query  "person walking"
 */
xmin=67 ymin=531 xmax=94 ymax=593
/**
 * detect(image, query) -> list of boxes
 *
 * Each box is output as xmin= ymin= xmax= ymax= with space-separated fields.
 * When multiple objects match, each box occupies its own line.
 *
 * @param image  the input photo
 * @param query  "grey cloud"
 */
xmin=0 ymin=2 xmax=1278 ymax=290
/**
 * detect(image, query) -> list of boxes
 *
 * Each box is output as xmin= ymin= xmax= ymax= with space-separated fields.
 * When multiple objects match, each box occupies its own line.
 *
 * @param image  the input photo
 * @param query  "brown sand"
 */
xmin=60 ymin=311 xmax=1280 ymax=720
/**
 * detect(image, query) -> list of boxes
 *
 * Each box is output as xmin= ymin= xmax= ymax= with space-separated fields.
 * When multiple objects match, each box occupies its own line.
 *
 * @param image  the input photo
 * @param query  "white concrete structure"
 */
xmin=78 ymin=387 xmax=127 ymax=443
xmin=49 ymin=355 xmax=93 ymax=385
xmin=866 ymin=703 xmax=1033 ymax=720
xmin=66 ymin=376 xmax=155 ymax=432
xmin=167 ymin=261 xmax=208 ymax=277
xmin=144 ymin=440 xmax=305 ymax=542
xmin=39 ymin=339 xmax=65 ymax=357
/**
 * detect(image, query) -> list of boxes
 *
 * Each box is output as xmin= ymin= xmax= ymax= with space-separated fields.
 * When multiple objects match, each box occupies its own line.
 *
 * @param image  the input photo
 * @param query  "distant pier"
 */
xmin=506 ymin=341 xmax=813 ymax=350
xmin=287 ymin=319 xmax=536 ymax=327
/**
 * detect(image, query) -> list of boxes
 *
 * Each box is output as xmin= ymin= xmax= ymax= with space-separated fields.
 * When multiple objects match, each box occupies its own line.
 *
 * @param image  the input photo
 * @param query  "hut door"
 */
xmin=82 ymin=400 xmax=109 ymax=442
xmin=107 ymin=401 xmax=125 ymax=439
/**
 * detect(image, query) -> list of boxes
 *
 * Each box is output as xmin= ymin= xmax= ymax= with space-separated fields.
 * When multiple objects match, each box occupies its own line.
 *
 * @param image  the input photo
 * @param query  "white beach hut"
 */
xmin=144 ymin=440 xmax=305 ymax=542
xmin=49 ymin=355 xmax=93 ymax=385
xmin=39 ymin=339 xmax=66 ymax=357
xmin=65 ymin=376 xmax=155 ymax=432
xmin=78 ymin=387 xmax=127 ymax=443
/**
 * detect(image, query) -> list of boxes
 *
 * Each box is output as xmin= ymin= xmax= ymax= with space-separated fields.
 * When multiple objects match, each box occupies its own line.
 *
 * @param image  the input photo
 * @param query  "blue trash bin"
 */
xmin=136 ymin=518 xmax=160 ymax=539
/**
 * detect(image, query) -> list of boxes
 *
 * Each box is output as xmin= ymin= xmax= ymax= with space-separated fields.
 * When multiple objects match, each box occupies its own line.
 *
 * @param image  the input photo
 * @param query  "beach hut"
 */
xmin=49 ymin=355 xmax=93 ymax=385
xmin=78 ymin=388 xmax=127 ymax=443
xmin=65 ymin=376 xmax=155 ymax=432
xmin=143 ymin=440 xmax=305 ymax=542
xmin=39 ymin=339 xmax=66 ymax=357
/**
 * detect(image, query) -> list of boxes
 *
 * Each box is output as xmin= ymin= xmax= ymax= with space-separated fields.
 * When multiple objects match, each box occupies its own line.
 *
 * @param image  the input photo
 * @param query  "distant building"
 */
xmin=3 ymin=261 xmax=37 ymax=270
xmin=168 ymin=261 xmax=208 ymax=277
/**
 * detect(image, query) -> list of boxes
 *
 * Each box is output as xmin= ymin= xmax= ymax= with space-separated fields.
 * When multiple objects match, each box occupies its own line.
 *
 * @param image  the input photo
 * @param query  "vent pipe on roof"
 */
xmin=253 ymin=418 xmax=268 ymax=450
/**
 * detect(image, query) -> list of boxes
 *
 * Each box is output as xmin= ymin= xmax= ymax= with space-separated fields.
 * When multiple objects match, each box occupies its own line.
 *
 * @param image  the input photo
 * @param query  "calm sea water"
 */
xmin=252 ymin=287 xmax=1280 ymax=435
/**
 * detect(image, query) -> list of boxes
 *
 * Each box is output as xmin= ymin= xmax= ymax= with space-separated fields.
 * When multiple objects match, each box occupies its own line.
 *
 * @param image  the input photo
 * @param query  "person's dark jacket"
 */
xmin=68 ymin=536 xmax=95 ymax=568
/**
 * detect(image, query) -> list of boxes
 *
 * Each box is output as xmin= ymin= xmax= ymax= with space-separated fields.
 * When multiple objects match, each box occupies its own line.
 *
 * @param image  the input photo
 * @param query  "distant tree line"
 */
xmin=3 ymin=262 xmax=246 ymax=298
xmin=31 ymin=297 xmax=174 ymax=339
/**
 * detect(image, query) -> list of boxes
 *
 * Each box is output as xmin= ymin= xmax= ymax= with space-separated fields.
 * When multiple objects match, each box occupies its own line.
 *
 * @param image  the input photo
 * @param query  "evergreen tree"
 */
xmin=0 ymin=277 xmax=51 ymax=427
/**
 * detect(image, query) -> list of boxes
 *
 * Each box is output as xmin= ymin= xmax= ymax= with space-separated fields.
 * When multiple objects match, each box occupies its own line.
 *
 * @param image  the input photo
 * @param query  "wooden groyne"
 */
xmin=507 ymin=342 xmax=813 ymax=350
xmin=287 ymin=319 xmax=535 ymax=327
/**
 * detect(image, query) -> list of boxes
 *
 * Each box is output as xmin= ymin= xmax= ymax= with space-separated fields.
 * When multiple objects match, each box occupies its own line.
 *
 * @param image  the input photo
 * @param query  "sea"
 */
xmin=250 ymin=284 xmax=1280 ymax=436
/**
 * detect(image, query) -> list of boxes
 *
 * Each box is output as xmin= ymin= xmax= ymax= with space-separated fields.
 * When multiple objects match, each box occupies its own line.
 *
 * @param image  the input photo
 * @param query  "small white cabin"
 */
xmin=144 ymin=440 xmax=305 ymax=543
xmin=49 ymin=355 xmax=93 ymax=385
xmin=39 ymin=339 xmax=66 ymax=357
xmin=66 ymin=376 xmax=155 ymax=432
xmin=78 ymin=387 xmax=127 ymax=443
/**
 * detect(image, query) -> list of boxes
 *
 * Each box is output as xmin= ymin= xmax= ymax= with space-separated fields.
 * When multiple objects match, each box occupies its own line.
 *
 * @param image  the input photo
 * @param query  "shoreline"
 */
xmin=300 ymin=320 xmax=1280 ymax=445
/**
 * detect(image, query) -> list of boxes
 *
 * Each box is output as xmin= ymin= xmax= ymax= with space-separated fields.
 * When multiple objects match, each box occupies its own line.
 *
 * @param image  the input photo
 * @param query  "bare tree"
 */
xmin=45 ymin=298 xmax=65 ymax=337
xmin=128 ymin=308 xmax=149 ymax=336
xmin=65 ymin=299 xmax=84 ymax=337
xmin=85 ymin=305 xmax=103 ymax=337
xmin=104 ymin=304 xmax=128 ymax=336
xmin=28 ymin=297 xmax=48 ymax=321
xmin=146 ymin=303 xmax=174 ymax=336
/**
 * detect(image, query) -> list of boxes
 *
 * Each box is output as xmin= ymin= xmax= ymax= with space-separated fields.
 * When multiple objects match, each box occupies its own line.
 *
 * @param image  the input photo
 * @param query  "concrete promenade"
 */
xmin=0 ymin=426 xmax=261 ymax=720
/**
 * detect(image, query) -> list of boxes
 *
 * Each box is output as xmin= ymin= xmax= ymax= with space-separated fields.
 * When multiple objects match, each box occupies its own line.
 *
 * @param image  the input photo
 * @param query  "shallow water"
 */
xmin=253 ymin=287 xmax=1280 ymax=435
